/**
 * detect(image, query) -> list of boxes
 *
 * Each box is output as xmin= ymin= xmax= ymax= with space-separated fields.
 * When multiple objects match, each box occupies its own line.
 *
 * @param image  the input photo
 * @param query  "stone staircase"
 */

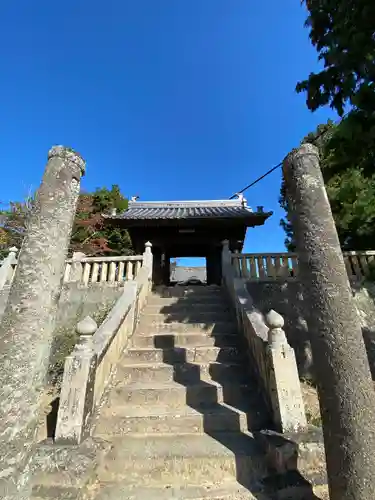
xmin=89 ymin=285 xmax=273 ymax=499
xmin=32 ymin=285 xmax=328 ymax=499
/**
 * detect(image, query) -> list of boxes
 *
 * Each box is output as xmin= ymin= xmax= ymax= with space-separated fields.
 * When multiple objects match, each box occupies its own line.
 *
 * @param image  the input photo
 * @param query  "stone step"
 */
xmin=140 ymin=312 xmax=234 ymax=325
xmin=132 ymin=332 xmax=240 ymax=349
xmin=106 ymin=380 xmax=258 ymax=410
xmin=97 ymin=433 xmax=267 ymax=486
xmin=93 ymin=403 xmax=249 ymax=436
xmin=31 ymin=438 xmax=109 ymax=499
xmin=145 ymin=297 xmax=231 ymax=312
xmin=136 ymin=321 xmax=237 ymax=334
xmin=151 ymin=286 xmax=223 ymax=298
xmin=117 ymin=361 xmax=248 ymax=385
xmin=123 ymin=346 xmax=245 ymax=365
xmin=31 ymin=486 xmax=80 ymax=500
xmin=94 ymin=481 xmax=266 ymax=499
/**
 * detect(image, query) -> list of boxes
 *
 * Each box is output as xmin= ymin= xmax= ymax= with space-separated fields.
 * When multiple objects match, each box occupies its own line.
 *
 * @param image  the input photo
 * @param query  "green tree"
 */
xmin=280 ymin=121 xmax=375 ymax=251
xmin=296 ymin=1 xmax=375 ymax=177
xmin=297 ymin=1 xmax=375 ymax=116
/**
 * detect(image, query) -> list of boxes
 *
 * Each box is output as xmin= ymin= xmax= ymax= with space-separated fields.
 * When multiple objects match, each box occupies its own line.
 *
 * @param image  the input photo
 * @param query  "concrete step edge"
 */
xmin=98 ymin=401 xmax=250 ymax=418
xmin=118 ymin=361 xmax=244 ymax=369
xmin=134 ymin=330 xmax=239 ymax=337
xmin=126 ymin=346 xmax=241 ymax=352
xmin=99 ymin=431 xmax=260 ymax=458
xmin=93 ymin=481 xmax=265 ymax=499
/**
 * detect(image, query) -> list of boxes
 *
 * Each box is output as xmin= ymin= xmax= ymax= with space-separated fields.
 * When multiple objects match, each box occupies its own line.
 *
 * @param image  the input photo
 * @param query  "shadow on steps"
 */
xmin=151 ymin=286 xmax=323 ymax=499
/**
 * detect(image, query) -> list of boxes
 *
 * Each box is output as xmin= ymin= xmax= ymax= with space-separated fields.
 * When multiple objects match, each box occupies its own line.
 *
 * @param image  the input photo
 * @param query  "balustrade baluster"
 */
xmin=118 ymin=261 xmax=125 ymax=281
xmin=91 ymin=263 xmax=99 ymax=283
xmin=82 ymin=263 xmax=91 ymax=285
xmin=258 ymin=256 xmax=266 ymax=279
xmin=291 ymin=256 xmax=299 ymax=277
xmin=135 ymin=260 xmax=142 ymax=277
xmin=100 ymin=262 xmax=108 ymax=282
xmin=108 ymin=262 xmax=116 ymax=283
xmin=125 ymin=261 xmax=133 ymax=280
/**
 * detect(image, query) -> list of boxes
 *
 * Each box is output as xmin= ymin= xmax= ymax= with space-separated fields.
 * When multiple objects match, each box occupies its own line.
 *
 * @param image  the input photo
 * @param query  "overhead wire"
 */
xmin=229 ymin=111 xmax=350 ymax=200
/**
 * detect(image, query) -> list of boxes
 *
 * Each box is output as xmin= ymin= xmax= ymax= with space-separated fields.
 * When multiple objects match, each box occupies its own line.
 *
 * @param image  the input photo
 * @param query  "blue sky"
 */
xmin=0 ymin=1 xmax=334 ymax=262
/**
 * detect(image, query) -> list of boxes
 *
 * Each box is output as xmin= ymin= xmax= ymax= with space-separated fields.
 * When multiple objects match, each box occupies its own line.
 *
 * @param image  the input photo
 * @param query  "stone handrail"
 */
xmin=54 ymin=242 xmax=153 ymax=444
xmin=222 ymin=241 xmax=307 ymax=433
xmin=0 ymin=249 xmax=143 ymax=289
xmin=232 ymin=250 xmax=375 ymax=282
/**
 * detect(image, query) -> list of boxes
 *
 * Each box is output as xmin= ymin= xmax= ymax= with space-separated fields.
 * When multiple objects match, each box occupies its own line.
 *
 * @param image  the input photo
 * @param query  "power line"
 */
xmin=229 ymin=162 xmax=282 ymax=199
xmin=229 ymin=111 xmax=350 ymax=200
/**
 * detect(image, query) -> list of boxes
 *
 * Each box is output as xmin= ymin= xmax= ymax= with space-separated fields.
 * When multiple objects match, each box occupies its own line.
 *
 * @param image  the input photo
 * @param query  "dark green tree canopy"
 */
xmin=280 ymin=121 xmax=375 ymax=251
xmin=297 ymin=0 xmax=375 ymax=116
xmin=297 ymin=1 xmax=375 ymax=178
xmin=282 ymin=2 xmax=375 ymax=251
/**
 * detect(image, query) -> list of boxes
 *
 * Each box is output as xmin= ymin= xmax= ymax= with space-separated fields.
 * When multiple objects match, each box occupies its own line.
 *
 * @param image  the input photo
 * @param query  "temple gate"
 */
xmin=105 ymin=196 xmax=272 ymax=286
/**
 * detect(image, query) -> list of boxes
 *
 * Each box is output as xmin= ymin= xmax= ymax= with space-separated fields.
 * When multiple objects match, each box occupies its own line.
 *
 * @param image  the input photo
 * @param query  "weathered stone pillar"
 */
xmin=283 ymin=143 xmax=375 ymax=500
xmin=0 ymin=146 xmax=85 ymax=500
xmin=221 ymin=240 xmax=231 ymax=277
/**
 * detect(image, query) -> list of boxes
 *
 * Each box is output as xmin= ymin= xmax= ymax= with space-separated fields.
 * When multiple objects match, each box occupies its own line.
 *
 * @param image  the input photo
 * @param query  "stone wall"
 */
xmin=48 ymin=283 xmax=123 ymax=386
xmin=55 ymin=282 xmax=123 ymax=330
xmin=247 ymin=280 xmax=375 ymax=380
xmin=0 ymin=286 xmax=10 ymax=318
xmin=0 ymin=276 xmax=124 ymax=324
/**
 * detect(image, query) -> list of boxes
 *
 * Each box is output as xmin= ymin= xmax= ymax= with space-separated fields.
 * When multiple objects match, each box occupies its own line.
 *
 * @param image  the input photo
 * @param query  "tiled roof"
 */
xmin=106 ymin=200 xmax=271 ymax=221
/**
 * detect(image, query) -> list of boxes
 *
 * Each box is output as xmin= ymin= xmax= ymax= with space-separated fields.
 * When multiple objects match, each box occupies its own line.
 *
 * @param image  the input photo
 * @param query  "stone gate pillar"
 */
xmin=283 ymin=143 xmax=375 ymax=500
xmin=152 ymin=247 xmax=163 ymax=286
xmin=0 ymin=146 xmax=85 ymax=500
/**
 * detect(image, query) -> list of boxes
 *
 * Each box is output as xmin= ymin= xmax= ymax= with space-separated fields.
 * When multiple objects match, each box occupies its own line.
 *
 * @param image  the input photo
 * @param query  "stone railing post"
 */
xmin=265 ymin=310 xmax=307 ymax=433
xmin=0 ymin=246 xmax=18 ymax=289
xmin=0 ymin=146 xmax=85 ymax=500
xmin=143 ymin=241 xmax=153 ymax=280
xmin=69 ymin=251 xmax=86 ymax=282
xmin=283 ymin=143 xmax=375 ymax=500
xmin=55 ymin=316 xmax=98 ymax=444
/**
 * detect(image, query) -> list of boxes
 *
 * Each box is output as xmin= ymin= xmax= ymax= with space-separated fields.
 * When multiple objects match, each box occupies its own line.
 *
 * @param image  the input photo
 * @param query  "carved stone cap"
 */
xmin=48 ymin=145 xmax=86 ymax=175
xmin=265 ymin=310 xmax=289 ymax=347
xmin=265 ymin=309 xmax=284 ymax=329
xmin=284 ymin=143 xmax=319 ymax=164
xmin=76 ymin=316 xmax=98 ymax=336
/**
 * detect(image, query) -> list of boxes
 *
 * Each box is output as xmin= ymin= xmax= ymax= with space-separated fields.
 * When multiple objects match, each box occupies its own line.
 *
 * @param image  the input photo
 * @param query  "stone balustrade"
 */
xmin=232 ymin=250 xmax=375 ymax=282
xmin=222 ymin=241 xmax=307 ymax=433
xmin=54 ymin=242 xmax=153 ymax=444
xmin=0 ymin=249 xmax=144 ymax=290
xmin=2 ymin=248 xmax=374 ymax=289
xmin=63 ymin=254 xmax=144 ymax=285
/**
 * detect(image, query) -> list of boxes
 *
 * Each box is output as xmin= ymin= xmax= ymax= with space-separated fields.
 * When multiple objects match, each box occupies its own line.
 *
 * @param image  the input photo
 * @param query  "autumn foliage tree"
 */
xmin=0 ymin=185 xmax=133 ymax=259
